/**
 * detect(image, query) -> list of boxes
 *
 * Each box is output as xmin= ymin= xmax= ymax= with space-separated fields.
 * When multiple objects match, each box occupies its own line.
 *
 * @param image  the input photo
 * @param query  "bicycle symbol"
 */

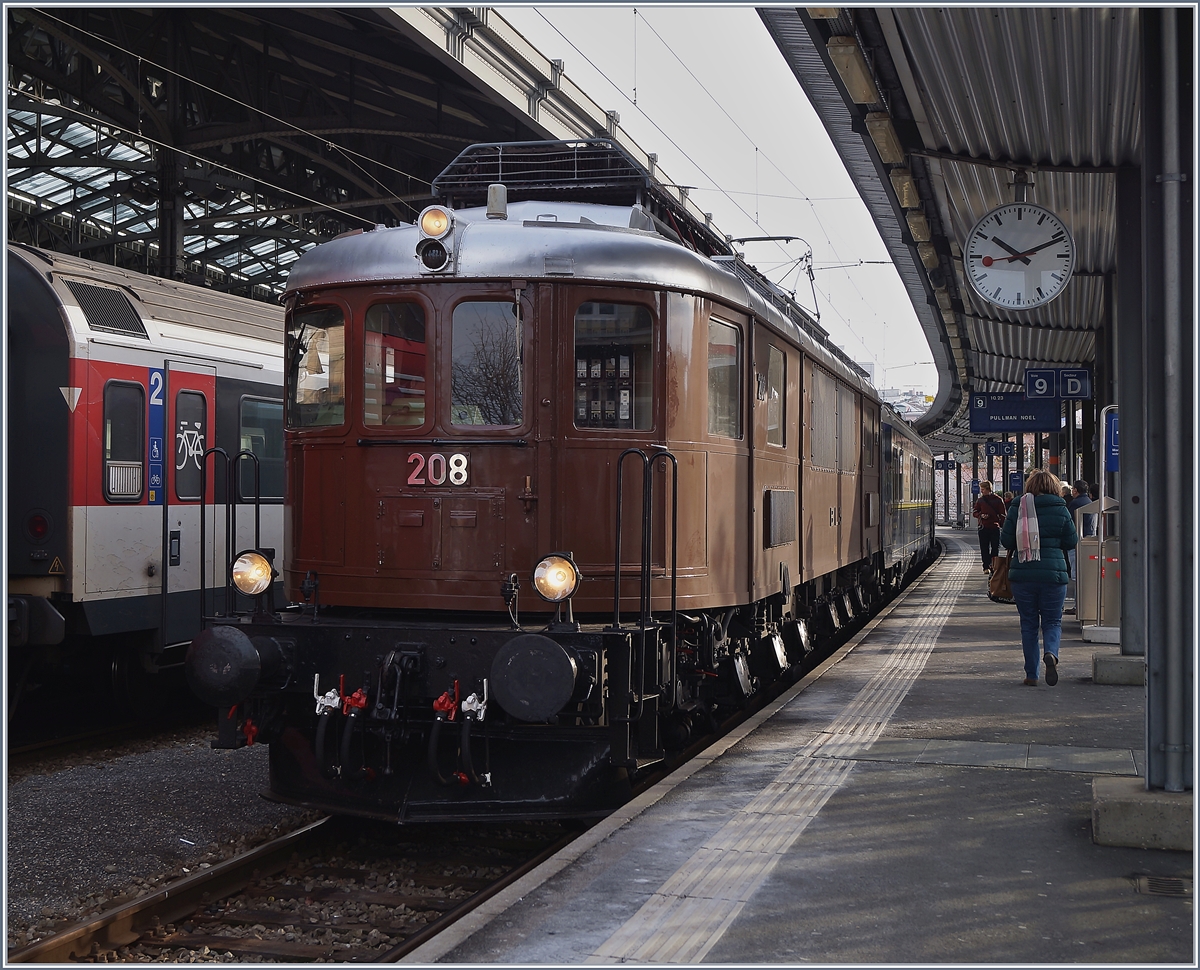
xmin=176 ymin=423 xmax=205 ymax=471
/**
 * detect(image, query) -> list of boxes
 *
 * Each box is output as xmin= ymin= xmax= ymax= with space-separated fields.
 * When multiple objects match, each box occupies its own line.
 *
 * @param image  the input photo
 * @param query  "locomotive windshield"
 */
xmin=364 ymin=302 xmax=426 ymax=427
xmin=450 ymin=302 xmax=523 ymax=427
xmin=286 ymin=305 xmax=345 ymax=428
xmin=573 ymin=302 xmax=653 ymax=430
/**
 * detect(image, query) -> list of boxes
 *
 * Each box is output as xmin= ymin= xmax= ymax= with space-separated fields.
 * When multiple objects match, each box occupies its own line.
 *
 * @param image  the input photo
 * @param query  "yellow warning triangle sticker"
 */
xmin=48 ymin=557 xmax=65 ymax=575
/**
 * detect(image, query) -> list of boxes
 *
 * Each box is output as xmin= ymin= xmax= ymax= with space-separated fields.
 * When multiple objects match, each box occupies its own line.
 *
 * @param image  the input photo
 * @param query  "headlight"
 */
xmin=419 ymin=206 xmax=452 ymax=239
xmin=231 ymin=550 xmax=273 ymax=596
xmin=531 ymin=555 xmax=580 ymax=603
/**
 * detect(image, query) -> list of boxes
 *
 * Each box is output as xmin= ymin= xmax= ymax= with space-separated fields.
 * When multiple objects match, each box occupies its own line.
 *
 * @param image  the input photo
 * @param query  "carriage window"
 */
xmin=766 ymin=345 xmax=785 ymax=446
xmin=708 ymin=318 xmax=742 ymax=438
xmin=573 ymin=302 xmax=653 ymax=430
xmin=174 ymin=391 xmax=206 ymax=501
xmin=451 ymin=302 xmax=523 ymax=427
xmin=286 ymin=305 xmax=345 ymax=428
xmin=239 ymin=398 xmax=284 ymax=501
xmin=103 ymin=381 xmax=144 ymax=502
xmin=364 ymin=303 xmax=426 ymax=428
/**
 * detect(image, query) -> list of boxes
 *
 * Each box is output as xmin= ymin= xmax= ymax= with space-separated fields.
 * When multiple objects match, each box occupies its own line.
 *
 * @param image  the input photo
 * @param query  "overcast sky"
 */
xmin=502 ymin=6 xmax=939 ymax=397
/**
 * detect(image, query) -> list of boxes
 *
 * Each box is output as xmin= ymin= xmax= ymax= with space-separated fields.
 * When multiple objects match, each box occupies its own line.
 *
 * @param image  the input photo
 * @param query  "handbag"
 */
xmin=988 ymin=550 xmax=1015 ymax=604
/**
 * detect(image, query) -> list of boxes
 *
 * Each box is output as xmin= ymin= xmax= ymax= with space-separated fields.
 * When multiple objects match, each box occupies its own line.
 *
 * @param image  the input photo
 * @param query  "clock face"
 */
xmin=964 ymin=203 xmax=1076 ymax=310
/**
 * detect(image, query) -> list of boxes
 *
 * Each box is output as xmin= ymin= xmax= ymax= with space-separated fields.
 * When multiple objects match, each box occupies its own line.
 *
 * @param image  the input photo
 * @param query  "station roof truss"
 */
xmin=5 ymin=7 xmax=601 ymax=299
xmin=759 ymin=7 xmax=1139 ymax=451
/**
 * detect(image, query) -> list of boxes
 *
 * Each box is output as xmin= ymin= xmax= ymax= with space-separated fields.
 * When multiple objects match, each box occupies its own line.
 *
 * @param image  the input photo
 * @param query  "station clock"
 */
xmin=963 ymin=203 xmax=1076 ymax=310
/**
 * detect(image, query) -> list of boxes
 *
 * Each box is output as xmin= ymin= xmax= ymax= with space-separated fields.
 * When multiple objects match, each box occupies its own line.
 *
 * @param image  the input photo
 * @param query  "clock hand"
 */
xmin=989 ymin=236 xmax=1032 ymax=265
xmin=1000 ymin=237 xmax=1064 ymax=262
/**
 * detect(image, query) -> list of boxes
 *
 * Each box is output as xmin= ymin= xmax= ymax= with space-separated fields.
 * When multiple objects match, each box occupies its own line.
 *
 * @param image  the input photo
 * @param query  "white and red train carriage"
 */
xmin=7 ymin=243 xmax=285 ymax=701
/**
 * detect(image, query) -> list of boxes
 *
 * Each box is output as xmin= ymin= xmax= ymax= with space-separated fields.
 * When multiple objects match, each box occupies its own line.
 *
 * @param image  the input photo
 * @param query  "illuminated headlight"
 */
xmin=419 ymin=205 xmax=453 ymax=239
xmin=231 ymin=550 xmax=273 ymax=596
xmin=531 ymin=554 xmax=581 ymax=603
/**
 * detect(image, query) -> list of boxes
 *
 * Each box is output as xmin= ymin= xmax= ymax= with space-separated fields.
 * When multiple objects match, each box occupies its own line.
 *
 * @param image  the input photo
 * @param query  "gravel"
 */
xmin=6 ymin=730 xmax=320 ymax=950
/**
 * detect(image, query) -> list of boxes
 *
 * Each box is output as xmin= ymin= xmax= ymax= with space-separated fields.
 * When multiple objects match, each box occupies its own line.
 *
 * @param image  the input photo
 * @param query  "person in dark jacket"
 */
xmin=972 ymin=481 xmax=1007 ymax=572
xmin=1000 ymin=469 xmax=1079 ymax=686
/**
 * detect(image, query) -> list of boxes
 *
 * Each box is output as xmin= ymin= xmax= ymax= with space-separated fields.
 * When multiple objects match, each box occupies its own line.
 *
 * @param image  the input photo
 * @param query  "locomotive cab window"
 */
xmin=239 ymin=397 xmax=284 ymax=501
xmin=708 ymin=318 xmax=742 ymax=439
xmin=103 ymin=381 xmax=144 ymax=502
xmin=364 ymin=302 xmax=427 ymax=428
xmin=451 ymin=302 xmax=523 ymax=427
xmin=286 ymin=304 xmax=346 ymax=428
xmin=174 ymin=391 xmax=207 ymax=501
xmin=766 ymin=345 xmax=785 ymax=447
xmin=573 ymin=302 xmax=653 ymax=430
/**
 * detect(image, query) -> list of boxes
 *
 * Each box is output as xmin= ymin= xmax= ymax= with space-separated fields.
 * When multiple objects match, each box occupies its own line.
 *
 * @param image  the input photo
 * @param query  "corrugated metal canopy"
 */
xmin=759 ymin=7 xmax=1140 ymax=451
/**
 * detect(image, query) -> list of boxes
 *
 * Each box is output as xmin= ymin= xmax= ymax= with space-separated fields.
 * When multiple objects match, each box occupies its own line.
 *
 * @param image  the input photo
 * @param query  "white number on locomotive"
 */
xmin=407 ymin=452 xmax=469 ymax=486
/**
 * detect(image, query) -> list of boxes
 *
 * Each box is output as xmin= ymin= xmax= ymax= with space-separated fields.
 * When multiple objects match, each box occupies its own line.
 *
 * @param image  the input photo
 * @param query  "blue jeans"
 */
xmin=1010 ymin=582 xmax=1068 ymax=679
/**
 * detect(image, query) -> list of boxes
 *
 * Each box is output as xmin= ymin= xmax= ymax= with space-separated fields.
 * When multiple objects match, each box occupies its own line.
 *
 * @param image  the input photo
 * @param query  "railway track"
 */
xmin=7 ymin=816 xmax=579 ymax=964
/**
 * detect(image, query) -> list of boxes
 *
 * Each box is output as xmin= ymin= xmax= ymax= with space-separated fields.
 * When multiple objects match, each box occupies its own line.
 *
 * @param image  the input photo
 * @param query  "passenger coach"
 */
xmin=7 ymin=243 xmax=285 ymax=703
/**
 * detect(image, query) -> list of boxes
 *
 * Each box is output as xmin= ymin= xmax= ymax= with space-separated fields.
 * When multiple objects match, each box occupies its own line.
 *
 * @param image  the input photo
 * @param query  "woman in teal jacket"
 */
xmin=1000 ymin=469 xmax=1079 ymax=686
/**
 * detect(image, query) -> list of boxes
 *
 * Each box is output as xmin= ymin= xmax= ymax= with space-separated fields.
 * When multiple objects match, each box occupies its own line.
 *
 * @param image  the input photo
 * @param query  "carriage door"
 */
xmin=156 ymin=360 xmax=216 ymax=647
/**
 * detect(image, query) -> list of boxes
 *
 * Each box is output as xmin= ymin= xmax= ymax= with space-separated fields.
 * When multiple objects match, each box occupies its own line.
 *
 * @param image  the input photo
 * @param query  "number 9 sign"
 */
xmin=1025 ymin=368 xmax=1056 ymax=399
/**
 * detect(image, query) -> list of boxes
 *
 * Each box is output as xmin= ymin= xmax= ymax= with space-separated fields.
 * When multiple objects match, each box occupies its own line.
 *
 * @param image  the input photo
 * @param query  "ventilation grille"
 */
xmin=64 ymin=280 xmax=148 ymax=337
xmin=106 ymin=461 xmax=143 ymax=498
xmin=765 ymin=489 xmax=797 ymax=548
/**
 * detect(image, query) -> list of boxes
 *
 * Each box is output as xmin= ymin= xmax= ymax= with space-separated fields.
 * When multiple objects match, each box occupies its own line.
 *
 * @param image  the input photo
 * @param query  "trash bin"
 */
xmin=1075 ymin=497 xmax=1120 ymax=628
xmin=1077 ymin=536 xmax=1121 ymax=626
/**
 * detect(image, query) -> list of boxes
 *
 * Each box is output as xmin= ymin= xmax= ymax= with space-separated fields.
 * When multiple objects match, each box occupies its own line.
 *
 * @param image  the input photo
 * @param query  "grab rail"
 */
xmin=610 ymin=448 xmax=679 ymax=720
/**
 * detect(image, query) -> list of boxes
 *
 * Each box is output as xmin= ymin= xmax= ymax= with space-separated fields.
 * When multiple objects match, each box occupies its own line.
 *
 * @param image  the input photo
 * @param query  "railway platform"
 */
xmin=406 ymin=533 xmax=1192 ymax=964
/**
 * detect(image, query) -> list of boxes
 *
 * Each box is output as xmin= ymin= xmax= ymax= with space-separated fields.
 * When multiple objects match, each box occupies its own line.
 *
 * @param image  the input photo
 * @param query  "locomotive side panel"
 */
xmin=557 ymin=285 xmax=670 ymax=609
xmin=836 ymin=382 xmax=862 ymax=567
xmin=701 ymin=301 xmax=751 ymax=602
xmin=860 ymin=400 xmax=883 ymax=561
xmin=750 ymin=324 xmax=802 ymax=602
xmin=663 ymin=291 xmax=711 ymax=595
xmin=802 ymin=358 xmax=840 ymax=582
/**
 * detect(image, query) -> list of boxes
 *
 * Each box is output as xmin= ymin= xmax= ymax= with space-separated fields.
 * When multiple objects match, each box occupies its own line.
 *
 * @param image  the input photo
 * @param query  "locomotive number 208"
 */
xmin=407 ymin=452 xmax=469 ymax=486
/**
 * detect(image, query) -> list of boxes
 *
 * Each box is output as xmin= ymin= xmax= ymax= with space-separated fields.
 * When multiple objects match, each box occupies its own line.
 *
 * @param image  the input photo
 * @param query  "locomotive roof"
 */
xmin=7 ymin=243 xmax=283 ymax=345
xmin=284 ymin=201 xmax=875 ymax=398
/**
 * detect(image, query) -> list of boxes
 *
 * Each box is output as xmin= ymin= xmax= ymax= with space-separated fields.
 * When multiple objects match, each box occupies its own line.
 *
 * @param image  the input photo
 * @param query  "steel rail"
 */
xmin=7 ymin=818 xmax=331 ymax=964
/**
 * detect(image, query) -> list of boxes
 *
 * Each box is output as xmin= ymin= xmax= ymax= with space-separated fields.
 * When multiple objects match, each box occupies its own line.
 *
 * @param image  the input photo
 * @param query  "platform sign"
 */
xmin=1009 ymin=471 xmax=1024 ymax=493
xmin=1105 ymin=410 xmax=1119 ymax=472
xmin=970 ymin=479 xmax=981 ymax=496
xmin=1059 ymin=368 xmax=1091 ymax=400
xmin=1025 ymin=368 xmax=1058 ymax=399
xmin=148 ymin=367 xmax=165 ymax=506
xmin=934 ymin=459 xmax=958 ymax=470
xmin=985 ymin=441 xmax=1017 ymax=457
xmin=969 ymin=393 xmax=1060 ymax=433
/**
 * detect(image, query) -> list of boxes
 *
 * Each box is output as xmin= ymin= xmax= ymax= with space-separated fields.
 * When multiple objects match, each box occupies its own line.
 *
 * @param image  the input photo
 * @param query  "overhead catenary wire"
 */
xmin=536 ymin=9 xmax=888 ymax=371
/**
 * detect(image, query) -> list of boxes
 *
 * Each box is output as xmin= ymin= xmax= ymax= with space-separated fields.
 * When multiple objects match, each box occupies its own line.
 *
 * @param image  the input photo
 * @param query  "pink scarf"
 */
xmin=1017 ymin=493 xmax=1041 ymax=563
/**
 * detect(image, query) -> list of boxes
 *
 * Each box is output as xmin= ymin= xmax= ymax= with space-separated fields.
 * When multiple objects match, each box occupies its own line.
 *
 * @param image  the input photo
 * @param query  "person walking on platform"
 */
xmin=1000 ymin=469 xmax=1079 ymax=686
xmin=972 ymin=481 xmax=1007 ymax=572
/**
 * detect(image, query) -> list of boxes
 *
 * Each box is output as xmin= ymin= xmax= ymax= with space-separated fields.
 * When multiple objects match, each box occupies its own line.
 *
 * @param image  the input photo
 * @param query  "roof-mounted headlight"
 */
xmin=532 ymin=554 xmax=581 ymax=603
xmin=419 ymin=205 xmax=453 ymax=239
xmin=416 ymin=205 xmax=455 ymax=273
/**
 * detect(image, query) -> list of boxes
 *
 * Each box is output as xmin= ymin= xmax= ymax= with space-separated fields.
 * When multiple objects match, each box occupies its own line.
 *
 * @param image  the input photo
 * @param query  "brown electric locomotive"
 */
xmin=185 ymin=140 xmax=935 ymax=822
